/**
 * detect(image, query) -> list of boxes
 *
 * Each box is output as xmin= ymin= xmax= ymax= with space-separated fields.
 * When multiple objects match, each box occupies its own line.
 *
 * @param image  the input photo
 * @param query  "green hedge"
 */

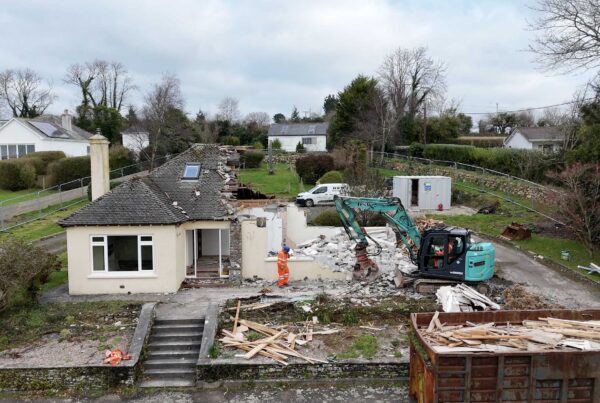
xmin=318 ymin=170 xmax=343 ymax=184
xmin=0 ymin=160 xmax=37 ymax=190
xmin=241 ymin=151 xmax=264 ymax=168
xmin=412 ymin=144 xmax=553 ymax=182
xmin=47 ymin=156 xmax=91 ymax=188
xmin=312 ymin=210 xmax=342 ymax=226
xmin=22 ymin=151 xmax=66 ymax=175
xmin=296 ymin=154 xmax=334 ymax=184
xmin=451 ymin=137 xmax=505 ymax=148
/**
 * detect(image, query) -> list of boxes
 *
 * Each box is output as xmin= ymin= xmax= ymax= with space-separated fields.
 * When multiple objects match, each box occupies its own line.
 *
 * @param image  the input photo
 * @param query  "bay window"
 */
xmin=91 ymin=235 xmax=154 ymax=272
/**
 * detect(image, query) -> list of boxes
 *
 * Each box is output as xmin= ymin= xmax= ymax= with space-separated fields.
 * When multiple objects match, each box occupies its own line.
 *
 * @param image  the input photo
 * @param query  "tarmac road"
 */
xmin=489 ymin=239 xmax=600 ymax=308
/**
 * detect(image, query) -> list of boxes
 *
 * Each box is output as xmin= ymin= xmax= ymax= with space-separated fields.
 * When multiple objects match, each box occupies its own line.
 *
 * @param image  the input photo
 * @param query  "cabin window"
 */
xmin=182 ymin=163 xmax=201 ymax=179
xmin=90 ymin=235 xmax=154 ymax=272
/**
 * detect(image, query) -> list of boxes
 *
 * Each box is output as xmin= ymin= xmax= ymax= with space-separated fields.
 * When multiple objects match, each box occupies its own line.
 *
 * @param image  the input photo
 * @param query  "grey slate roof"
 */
xmin=267 ymin=123 xmax=328 ymax=137
xmin=59 ymin=144 xmax=233 ymax=227
xmin=514 ymin=126 xmax=564 ymax=142
xmin=17 ymin=115 xmax=93 ymax=141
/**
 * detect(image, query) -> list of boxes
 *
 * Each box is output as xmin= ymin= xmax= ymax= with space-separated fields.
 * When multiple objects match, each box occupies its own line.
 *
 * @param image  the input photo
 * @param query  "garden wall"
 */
xmin=0 ymin=303 xmax=155 ymax=393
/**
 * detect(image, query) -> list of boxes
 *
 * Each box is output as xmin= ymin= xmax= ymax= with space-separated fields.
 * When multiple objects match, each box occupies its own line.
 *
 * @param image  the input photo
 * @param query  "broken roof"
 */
xmin=267 ymin=123 xmax=329 ymax=137
xmin=59 ymin=144 xmax=237 ymax=227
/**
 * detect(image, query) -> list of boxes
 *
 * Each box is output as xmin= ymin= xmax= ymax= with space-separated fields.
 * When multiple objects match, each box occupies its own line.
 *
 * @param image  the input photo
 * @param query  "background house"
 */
xmin=503 ymin=126 xmax=565 ymax=153
xmin=0 ymin=110 xmax=91 ymax=159
xmin=267 ymin=122 xmax=328 ymax=152
xmin=121 ymin=126 xmax=149 ymax=154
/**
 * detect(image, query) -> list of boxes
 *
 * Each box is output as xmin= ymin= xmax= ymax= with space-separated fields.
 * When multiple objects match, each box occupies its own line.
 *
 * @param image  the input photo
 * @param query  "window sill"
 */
xmin=88 ymin=272 xmax=157 ymax=279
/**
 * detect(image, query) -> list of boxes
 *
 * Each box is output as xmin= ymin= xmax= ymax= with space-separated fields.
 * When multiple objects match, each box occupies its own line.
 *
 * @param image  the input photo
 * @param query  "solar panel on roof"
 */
xmin=29 ymin=121 xmax=69 ymax=138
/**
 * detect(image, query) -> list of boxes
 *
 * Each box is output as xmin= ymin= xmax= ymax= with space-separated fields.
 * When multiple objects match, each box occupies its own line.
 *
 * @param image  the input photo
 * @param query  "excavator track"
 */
xmin=414 ymin=279 xmax=490 ymax=295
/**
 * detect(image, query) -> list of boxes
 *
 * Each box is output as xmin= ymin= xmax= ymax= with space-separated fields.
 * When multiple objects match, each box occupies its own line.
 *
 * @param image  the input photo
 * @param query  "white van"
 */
xmin=295 ymin=183 xmax=349 ymax=207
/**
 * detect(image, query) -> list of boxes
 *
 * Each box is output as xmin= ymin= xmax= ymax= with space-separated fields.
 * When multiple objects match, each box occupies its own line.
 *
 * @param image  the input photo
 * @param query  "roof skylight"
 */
xmin=182 ymin=163 xmax=201 ymax=179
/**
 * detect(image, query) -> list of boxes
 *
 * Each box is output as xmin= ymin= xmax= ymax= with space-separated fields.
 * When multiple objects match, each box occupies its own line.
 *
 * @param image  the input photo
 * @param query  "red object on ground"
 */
xmin=437 ymin=203 xmax=443 ymax=211
xmin=103 ymin=349 xmax=132 ymax=366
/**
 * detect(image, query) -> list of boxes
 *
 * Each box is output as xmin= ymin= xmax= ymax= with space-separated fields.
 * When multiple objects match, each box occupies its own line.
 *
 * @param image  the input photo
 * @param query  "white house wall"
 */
xmin=0 ymin=120 xmax=89 ymax=157
xmin=505 ymin=132 xmax=533 ymax=150
xmin=268 ymin=135 xmax=327 ymax=152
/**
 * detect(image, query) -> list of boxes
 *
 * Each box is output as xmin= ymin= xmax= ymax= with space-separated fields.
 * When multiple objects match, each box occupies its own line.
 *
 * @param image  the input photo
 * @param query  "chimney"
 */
xmin=61 ymin=109 xmax=72 ymax=131
xmin=89 ymin=129 xmax=110 ymax=201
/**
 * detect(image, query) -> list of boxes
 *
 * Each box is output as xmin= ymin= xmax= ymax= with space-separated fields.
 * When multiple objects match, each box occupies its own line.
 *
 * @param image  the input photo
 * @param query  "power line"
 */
xmin=462 ymin=98 xmax=595 ymax=115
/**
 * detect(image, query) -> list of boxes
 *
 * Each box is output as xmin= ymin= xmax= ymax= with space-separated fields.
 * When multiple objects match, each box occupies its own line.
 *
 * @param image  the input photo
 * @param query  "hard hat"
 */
xmin=283 ymin=245 xmax=290 ymax=253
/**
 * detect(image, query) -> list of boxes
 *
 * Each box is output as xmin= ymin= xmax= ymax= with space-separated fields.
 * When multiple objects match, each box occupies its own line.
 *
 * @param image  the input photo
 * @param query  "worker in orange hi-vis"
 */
xmin=277 ymin=245 xmax=291 ymax=287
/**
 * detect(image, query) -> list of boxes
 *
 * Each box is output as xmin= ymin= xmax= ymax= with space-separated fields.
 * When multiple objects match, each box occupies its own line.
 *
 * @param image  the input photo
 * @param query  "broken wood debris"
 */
xmin=436 ymin=284 xmax=500 ymax=312
xmin=419 ymin=313 xmax=600 ymax=353
xmin=226 ymin=301 xmax=279 ymax=312
xmin=219 ymin=299 xmax=340 ymax=365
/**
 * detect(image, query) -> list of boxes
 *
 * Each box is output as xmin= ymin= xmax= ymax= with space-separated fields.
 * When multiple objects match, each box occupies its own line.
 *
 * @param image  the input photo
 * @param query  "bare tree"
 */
xmin=529 ymin=0 xmax=600 ymax=73
xmin=549 ymin=163 xmax=600 ymax=257
xmin=217 ymin=96 xmax=240 ymax=122
xmin=0 ymin=68 xmax=55 ymax=118
xmin=64 ymin=60 xmax=135 ymax=112
xmin=141 ymin=73 xmax=184 ymax=170
xmin=244 ymin=111 xmax=270 ymax=127
xmin=377 ymin=47 xmax=447 ymax=144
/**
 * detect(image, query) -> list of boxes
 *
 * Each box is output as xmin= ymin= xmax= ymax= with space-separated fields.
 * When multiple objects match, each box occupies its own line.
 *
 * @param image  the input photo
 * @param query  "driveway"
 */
xmin=490 ymin=240 xmax=600 ymax=308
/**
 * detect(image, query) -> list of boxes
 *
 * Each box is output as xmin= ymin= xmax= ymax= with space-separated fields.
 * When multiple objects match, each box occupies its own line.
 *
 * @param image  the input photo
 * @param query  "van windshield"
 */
xmin=307 ymin=186 xmax=319 ymax=193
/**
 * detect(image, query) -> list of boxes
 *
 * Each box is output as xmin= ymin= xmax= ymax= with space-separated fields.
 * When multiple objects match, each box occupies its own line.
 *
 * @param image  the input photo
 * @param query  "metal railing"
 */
xmin=0 ymin=156 xmax=170 ymax=232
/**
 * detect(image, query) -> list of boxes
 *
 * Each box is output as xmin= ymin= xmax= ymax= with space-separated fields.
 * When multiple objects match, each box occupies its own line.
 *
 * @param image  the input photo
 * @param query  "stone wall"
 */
xmin=0 ymin=303 xmax=155 ymax=393
xmin=389 ymin=160 xmax=551 ymax=201
xmin=197 ymin=358 xmax=408 ymax=382
xmin=228 ymin=219 xmax=242 ymax=281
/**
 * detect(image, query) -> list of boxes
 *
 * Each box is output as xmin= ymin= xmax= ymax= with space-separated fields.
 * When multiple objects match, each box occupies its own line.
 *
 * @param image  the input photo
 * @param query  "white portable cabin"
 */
xmin=392 ymin=176 xmax=451 ymax=210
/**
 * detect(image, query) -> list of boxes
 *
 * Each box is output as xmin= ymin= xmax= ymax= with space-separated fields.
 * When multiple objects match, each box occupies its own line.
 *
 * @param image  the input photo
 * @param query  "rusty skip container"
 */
xmin=409 ymin=310 xmax=600 ymax=402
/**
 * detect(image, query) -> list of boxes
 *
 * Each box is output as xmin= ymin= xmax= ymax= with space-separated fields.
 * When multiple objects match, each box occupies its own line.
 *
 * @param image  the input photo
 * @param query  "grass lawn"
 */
xmin=238 ymin=163 xmax=313 ymax=198
xmin=0 ymin=199 xmax=88 ymax=241
xmin=0 ymin=188 xmax=55 ymax=206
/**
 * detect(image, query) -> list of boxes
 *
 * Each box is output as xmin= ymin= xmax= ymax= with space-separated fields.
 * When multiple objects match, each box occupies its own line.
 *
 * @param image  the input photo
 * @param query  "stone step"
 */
xmin=153 ymin=323 xmax=204 ymax=332
xmin=144 ymin=367 xmax=196 ymax=377
xmin=140 ymin=378 xmax=195 ymax=388
xmin=147 ymin=341 xmax=202 ymax=351
xmin=150 ymin=333 xmax=202 ymax=343
xmin=151 ymin=326 xmax=204 ymax=336
xmin=144 ymin=358 xmax=197 ymax=369
xmin=154 ymin=318 xmax=204 ymax=326
xmin=147 ymin=350 xmax=198 ymax=360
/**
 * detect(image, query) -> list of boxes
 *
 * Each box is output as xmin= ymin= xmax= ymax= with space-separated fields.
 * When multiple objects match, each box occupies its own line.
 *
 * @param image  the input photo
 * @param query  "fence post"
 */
xmin=121 ymin=167 xmax=124 ymax=178
xmin=81 ymin=178 xmax=84 ymax=198
xmin=0 ymin=201 xmax=4 ymax=230
xmin=37 ymin=190 xmax=42 ymax=218
xmin=59 ymin=184 xmax=63 ymax=209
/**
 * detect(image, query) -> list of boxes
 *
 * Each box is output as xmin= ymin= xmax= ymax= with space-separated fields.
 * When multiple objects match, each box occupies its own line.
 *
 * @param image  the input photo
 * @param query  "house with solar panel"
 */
xmin=267 ymin=122 xmax=328 ymax=152
xmin=0 ymin=109 xmax=91 ymax=160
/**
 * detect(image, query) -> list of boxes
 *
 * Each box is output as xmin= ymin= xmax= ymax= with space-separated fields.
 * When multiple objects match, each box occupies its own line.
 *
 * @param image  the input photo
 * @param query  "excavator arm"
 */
xmin=334 ymin=195 xmax=422 ymax=264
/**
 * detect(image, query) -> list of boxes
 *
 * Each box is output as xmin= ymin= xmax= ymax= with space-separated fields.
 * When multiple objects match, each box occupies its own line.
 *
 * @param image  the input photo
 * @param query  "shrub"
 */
xmin=271 ymin=139 xmax=282 ymax=150
xmin=451 ymin=137 xmax=505 ymax=148
xmin=296 ymin=154 xmax=334 ymax=184
xmin=47 ymin=156 xmax=91 ymax=188
xmin=318 ymin=170 xmax=343 ymax=184
xmin=22 ymin=151 xmax=66 ymax=175
xmin=312 ymin=210 xmax=342 ymax=226
xmin=0 ymin=238 xmax=60 ymax=311
xmin=0 ymin=159 xmax=37 ymax=190
xmin=253 ymin=141 xmax=264 ymax=150
xmin=408 ymin=142 xmax=425 ymax=158
xmin=223 ymin=136 xmax=240 ymax=146
xmin=241 ymin=151 xmax=264 ymax=168
xmin=296 ymin=142 xmax=306 ymax=153
xmin=109 ymin=145 xmax=135 ymax=170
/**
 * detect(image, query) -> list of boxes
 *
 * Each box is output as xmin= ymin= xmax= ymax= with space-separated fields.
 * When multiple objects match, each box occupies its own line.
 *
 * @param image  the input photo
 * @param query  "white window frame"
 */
xmin=0 ymin=143 xmax=35 ymax=159
xmin=90 ymin=235 xmax=155 ymax=273
xmin=302 ymin=137 xmax=314 ymax=145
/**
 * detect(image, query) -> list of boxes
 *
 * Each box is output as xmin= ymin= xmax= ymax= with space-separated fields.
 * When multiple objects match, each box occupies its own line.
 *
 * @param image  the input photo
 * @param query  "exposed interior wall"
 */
xmin=286 ymin=204 xmax=340 ymax=247
xmin=201 ymin=229 xmax=230 ymax=256
xmin=241 ymin=219 xmax=345 ymax=281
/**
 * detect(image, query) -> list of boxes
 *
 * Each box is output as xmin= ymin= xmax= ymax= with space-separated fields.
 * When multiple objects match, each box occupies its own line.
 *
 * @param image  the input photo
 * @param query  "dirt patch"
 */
xmin=502 ymin=285 xmax=561 ymax=310
xmin=530 ymin=219 xmax=576 ymax=240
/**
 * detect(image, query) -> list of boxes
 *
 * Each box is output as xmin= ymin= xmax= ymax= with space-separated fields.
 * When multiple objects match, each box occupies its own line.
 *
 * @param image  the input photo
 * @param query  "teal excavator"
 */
xmin=334 ymin=195 xmax=495 ymax=293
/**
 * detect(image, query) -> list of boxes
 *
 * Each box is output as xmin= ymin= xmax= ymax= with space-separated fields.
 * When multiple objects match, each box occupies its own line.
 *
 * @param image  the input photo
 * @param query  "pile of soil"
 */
xmin=502 ymin=285 xmax=560 ymax=310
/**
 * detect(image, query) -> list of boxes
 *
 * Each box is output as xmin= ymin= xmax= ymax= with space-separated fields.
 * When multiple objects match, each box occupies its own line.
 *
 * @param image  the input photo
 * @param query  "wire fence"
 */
xmin=370 ymin=150 xmax=565 ymax=225
xmin=0 ymin=155 xmax=170 ymax=232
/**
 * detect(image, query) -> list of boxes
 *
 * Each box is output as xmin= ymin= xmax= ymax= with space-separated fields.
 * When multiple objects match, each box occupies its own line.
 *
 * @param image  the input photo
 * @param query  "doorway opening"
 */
xmin=411 ymin=179 xmax=419 ymax=207
xmin=185 ymin=228 xmax=230 ymax=278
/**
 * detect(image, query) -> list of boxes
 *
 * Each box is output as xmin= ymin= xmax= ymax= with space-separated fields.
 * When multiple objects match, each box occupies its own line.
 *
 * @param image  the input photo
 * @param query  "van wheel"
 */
xmin=305 ymin=199 xmax=314 ymax=207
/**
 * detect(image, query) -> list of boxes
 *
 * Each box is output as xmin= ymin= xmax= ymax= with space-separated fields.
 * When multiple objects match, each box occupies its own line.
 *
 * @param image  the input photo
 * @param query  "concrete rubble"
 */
xmin=295 ymin=227 xmax=417 ymax=276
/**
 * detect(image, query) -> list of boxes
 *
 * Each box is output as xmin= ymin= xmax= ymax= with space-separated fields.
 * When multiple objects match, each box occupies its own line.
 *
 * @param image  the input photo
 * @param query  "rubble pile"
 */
xmin=436 ymin=284 xmax=501 ymax=312
xmin=296 ymin=227 xmax=417 ymax=275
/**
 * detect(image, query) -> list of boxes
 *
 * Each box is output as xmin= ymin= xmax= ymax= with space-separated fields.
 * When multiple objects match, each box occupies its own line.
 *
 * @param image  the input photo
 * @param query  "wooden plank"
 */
xmin=243 ymin=343 xmax=269 ymax=359
xmin=427 ymin=311 xmax=440 ymax=332
xmin=232 ymin=299 xmax=241 ymax=334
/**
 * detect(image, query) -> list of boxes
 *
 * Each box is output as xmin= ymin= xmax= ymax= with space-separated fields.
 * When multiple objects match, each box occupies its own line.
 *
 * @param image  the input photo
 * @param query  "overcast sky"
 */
xmin=1 ymin=0 xmax=596 ymax=121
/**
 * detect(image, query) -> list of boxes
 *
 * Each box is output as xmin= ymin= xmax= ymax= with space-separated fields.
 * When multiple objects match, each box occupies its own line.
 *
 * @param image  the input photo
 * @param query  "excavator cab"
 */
xmin=418 ymin=227 xmax=494 ymax=282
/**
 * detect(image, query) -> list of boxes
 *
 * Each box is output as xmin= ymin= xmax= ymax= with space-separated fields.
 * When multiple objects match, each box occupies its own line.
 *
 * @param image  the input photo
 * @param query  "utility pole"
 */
xmin=422 ymin=102 xmax=427 ymax=144
xmin=268 ymin=139 xmax=274 ymax=175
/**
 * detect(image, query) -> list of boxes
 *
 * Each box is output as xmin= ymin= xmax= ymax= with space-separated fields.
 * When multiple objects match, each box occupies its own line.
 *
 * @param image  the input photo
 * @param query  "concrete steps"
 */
xmin=140 ymin=317 xmax=204 ymax=388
